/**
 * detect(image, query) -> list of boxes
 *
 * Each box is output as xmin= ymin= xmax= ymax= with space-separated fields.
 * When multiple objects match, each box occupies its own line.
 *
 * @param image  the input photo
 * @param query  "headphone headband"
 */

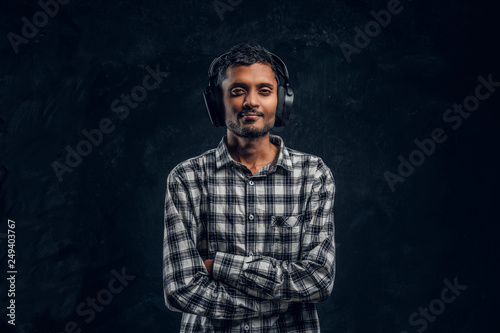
xmin=207 ymin=52 xmax=290 ymax=85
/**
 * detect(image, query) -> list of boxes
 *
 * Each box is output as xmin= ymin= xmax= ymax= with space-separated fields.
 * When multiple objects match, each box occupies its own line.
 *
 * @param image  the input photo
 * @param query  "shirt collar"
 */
xmin=215 ymin=134 xmax=293 ymax=173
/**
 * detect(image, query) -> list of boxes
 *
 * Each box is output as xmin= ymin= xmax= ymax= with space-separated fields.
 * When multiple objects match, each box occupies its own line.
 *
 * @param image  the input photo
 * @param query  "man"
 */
xmin=163 ymin=43 xmax=336 ymax=332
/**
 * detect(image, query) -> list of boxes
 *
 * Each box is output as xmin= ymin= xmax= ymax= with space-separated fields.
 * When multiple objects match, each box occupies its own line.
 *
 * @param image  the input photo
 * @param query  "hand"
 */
xmin=204 ymin=259 xmax=214 ymax=277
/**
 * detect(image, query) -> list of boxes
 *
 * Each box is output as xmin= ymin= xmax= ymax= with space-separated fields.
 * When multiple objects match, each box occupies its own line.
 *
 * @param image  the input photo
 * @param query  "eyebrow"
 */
xmin=228 ymin=82 xmax=275 ymax=90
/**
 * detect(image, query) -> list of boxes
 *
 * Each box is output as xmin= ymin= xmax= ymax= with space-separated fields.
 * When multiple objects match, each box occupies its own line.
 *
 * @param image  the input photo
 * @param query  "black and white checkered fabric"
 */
xmin=163 ymin=134 xmax=336 ymax=332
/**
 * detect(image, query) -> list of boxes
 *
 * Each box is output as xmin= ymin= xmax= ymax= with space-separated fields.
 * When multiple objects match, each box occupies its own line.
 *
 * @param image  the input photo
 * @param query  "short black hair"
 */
xmin=213 ymin=43 xmax=279 ymax=86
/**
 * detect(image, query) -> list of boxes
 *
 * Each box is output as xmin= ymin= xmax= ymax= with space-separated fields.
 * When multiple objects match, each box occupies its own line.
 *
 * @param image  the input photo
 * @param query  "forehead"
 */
xmin=222 ymin=63 xmax=277 ymax=86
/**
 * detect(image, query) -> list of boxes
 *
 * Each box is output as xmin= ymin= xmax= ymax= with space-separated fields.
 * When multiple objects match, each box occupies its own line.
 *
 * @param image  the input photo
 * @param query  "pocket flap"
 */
xmin=271 ymin=215 xmax=303 ymax=228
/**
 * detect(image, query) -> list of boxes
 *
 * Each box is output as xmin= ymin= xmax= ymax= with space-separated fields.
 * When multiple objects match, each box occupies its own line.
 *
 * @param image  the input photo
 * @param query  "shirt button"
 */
xmin=248 ymin=252 xmax=253 ymax=256
xmin=244 ymin=324 xmax=250 ymax=330
xmin=248 ymin=180 xmax=254 ymax=185
xmin=248 ymin=214 xmax=254 ymax=220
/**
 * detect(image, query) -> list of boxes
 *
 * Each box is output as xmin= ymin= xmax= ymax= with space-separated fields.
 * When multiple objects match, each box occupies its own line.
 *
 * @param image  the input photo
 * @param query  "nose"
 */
xmin=243 ymin=89 xmax=259 ymax=109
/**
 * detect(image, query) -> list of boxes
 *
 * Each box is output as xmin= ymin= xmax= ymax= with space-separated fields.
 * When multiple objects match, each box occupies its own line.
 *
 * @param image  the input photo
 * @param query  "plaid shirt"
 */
xmin=163 ymin=134 xmax=336 ymax=332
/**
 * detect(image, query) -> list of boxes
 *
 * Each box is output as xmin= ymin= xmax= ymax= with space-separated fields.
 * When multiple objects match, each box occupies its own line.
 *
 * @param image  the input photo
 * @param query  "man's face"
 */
xmin=221 ymin=63 xmax=278 ymax=138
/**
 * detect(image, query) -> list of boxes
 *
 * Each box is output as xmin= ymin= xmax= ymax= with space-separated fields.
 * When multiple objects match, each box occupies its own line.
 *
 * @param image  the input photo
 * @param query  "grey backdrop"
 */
xmin=1 ymin=0 xmax=499 ymax=332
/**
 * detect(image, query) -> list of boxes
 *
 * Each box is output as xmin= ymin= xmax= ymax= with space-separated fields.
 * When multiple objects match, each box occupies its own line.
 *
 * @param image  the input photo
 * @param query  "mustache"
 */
xmin=239 ymin=110 xmax=263 ymax=117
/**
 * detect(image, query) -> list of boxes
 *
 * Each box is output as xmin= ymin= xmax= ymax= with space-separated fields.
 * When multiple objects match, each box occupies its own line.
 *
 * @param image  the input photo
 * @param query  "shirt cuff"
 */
xmin=212 ymin=252 xmax=245 ymax=287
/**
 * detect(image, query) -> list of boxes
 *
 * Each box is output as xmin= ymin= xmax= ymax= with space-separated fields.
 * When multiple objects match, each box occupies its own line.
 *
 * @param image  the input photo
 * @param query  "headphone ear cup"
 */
xmin=275 ymin=85 xmax=286 ymax=127
xmin=203 ymin=85 xmax=225 ymax=127
xmin=283 ymin=86 xmax=294 ymax=125
xmin=213 ymin=85 xmax=225 ymax=126
xmin=203 ymin=85 xmax=220 ymax=127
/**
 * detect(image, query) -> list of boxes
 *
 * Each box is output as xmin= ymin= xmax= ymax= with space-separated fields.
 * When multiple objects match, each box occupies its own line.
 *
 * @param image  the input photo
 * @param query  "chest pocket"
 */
xmin=268 ymin=215 xmax=304 ymax=261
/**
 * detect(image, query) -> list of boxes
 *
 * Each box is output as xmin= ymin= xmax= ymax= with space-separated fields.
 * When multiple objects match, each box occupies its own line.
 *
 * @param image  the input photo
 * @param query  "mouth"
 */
xmin=240 ymin=111 xmax=262 ymax=120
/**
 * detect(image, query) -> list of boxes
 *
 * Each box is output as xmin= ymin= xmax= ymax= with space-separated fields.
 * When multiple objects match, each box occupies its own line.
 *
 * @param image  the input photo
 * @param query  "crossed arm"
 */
xmin=163 ymin=164 xmax=336 ymax=320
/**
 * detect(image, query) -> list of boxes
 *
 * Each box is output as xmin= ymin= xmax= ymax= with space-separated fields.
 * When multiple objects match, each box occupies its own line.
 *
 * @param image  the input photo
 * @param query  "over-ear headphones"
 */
xmin=203 ymin=52 xmax=294 ymax=127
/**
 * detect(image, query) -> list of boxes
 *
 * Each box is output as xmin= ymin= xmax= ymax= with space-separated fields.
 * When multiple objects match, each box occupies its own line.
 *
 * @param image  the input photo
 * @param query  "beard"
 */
xmin=226 ymin=112 xmax=275 ymax=138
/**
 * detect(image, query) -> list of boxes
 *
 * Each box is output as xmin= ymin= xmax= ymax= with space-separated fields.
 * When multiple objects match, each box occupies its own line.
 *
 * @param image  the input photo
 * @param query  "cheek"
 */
xmin=222 ymin=94 xmax=240 ymax=112
xmin=265 ymin=96 xmax=279 ymax=113
xmin=221 ymin=97 xmax=233 ymax=117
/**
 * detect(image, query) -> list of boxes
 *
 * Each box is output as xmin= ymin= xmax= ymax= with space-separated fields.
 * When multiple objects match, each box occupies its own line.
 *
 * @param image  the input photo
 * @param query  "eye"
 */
xmin=230 ymin=88 xmax=245 ymax=96
xmin=260 ymin=89 xmax=272 ymax=96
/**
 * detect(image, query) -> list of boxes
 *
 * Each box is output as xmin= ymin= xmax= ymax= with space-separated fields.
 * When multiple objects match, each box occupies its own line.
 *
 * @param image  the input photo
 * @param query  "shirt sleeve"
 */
xmin=212 ymin=162 xmax=336 ymax=303
xmin=163 ymin=171 xmax=289 ymax=320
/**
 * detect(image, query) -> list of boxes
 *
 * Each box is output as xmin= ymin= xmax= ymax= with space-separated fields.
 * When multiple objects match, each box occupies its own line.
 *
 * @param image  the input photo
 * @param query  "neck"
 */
xmin=226 ymin=131 xmax=278 ymax=174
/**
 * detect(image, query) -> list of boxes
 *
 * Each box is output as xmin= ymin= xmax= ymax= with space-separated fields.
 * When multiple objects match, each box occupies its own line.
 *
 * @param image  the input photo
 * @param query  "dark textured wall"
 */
xmin=1 ymin=0 xmax=499 ymax=332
